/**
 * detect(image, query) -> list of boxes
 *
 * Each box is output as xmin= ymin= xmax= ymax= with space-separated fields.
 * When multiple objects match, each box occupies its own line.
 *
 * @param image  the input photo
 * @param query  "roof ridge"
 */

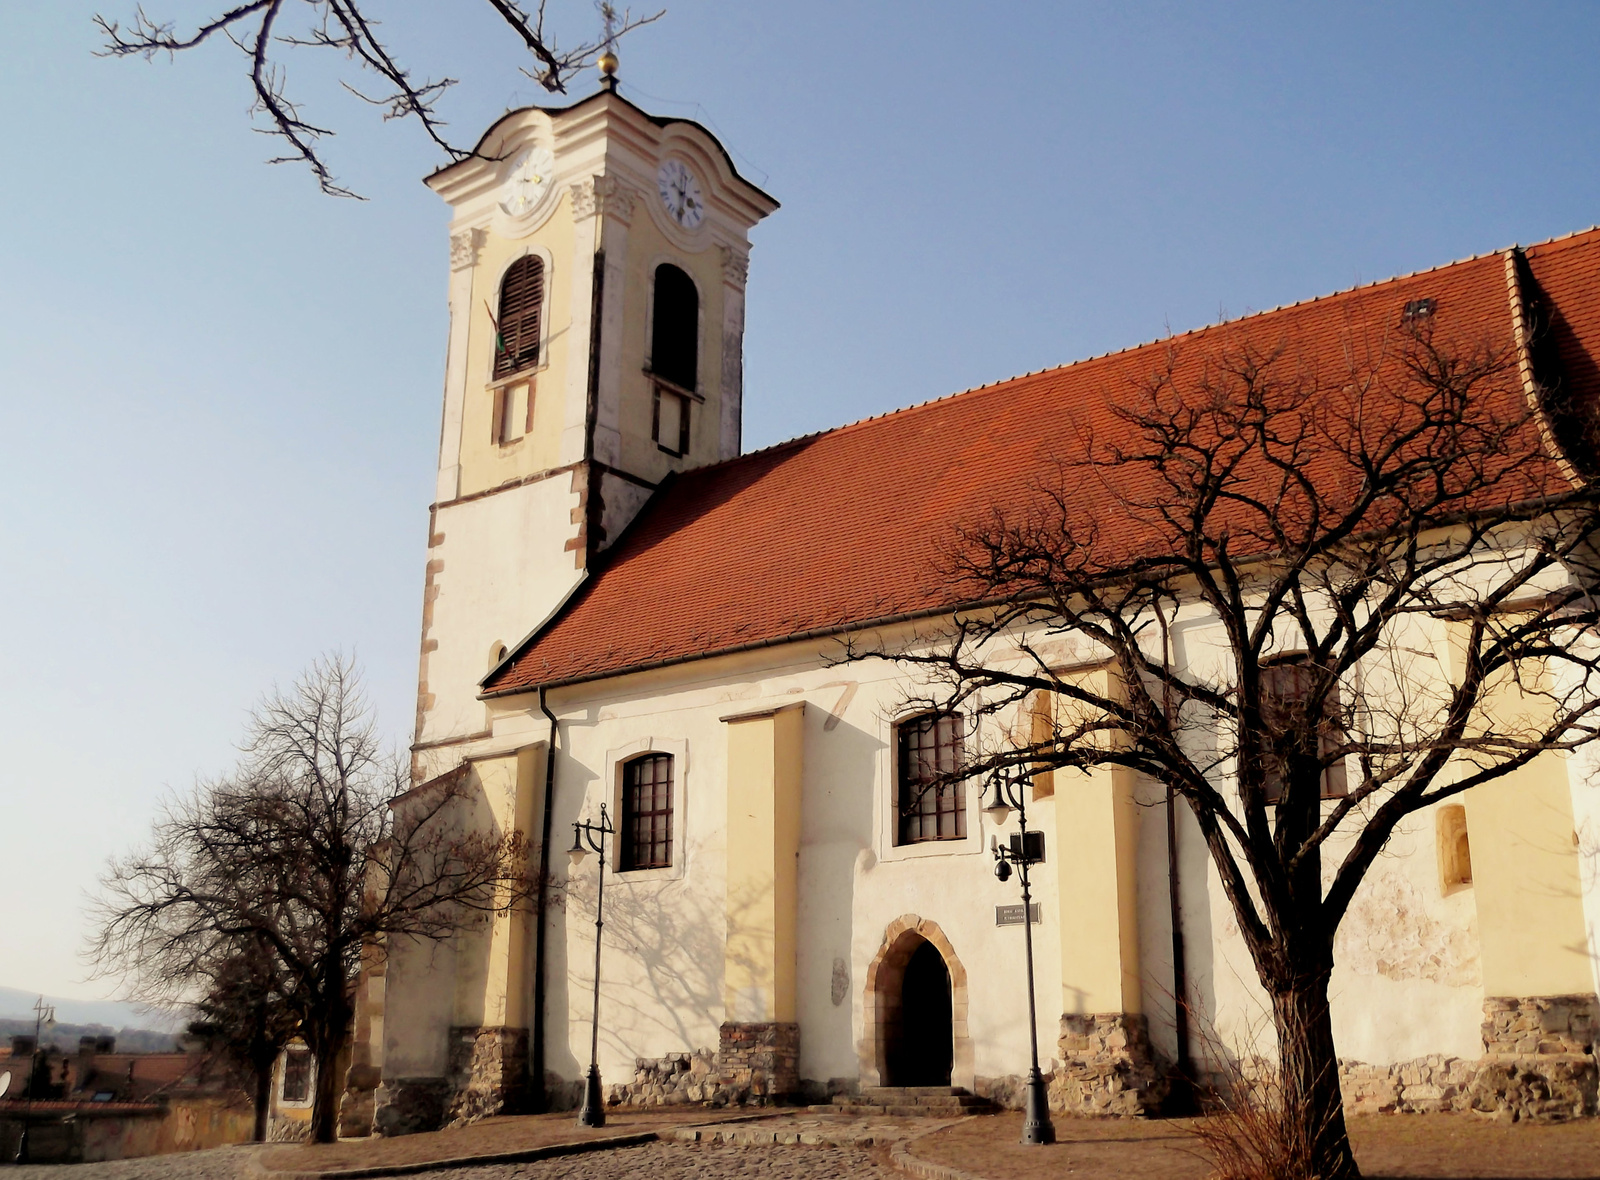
xmin=713 ymin=232 xmax=1575 ymax=465
xmin=671 ymin=225 xmax=1600 ymax=494
xmin=1521 ymin=223 xmax=1600 ymax=254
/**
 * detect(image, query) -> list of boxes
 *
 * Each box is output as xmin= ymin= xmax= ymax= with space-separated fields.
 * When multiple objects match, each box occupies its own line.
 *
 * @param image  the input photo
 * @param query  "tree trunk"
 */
xmin=252 ymin=1059 xmax=272 ymax=1142
xmin=309 ymin=1039 xmax=344 ymax=1144
xmin=1272 ymin=972 xmax=1359 ymax=1180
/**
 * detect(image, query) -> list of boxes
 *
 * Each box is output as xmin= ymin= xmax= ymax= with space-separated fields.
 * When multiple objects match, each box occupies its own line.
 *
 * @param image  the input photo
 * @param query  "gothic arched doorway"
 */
xmin=889 ymin=940 xmax=953 ymax=1085
xmin=861 ymin=914 xmax=973 ymax=1090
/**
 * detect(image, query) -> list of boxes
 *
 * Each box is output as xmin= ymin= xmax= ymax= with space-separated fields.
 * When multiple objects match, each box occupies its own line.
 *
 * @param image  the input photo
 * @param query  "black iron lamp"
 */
xmin=986 ymin=769 xmax=1057 ymax=1147
xmin=568 ymin=803 xmax=615 ymax=1127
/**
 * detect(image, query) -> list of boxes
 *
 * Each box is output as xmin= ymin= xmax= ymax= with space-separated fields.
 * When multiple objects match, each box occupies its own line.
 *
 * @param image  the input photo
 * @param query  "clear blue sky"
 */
xmin=3 ymin=1 xmax=1598 ymax=1003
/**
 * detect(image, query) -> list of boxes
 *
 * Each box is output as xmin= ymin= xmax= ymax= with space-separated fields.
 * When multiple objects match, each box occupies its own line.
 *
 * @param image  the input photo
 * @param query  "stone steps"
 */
xmin=808 ymin=1086 xmax=999 ymax=1117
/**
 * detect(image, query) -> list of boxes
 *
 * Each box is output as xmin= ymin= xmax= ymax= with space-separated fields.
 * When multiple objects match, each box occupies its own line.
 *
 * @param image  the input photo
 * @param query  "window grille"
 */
xmin=493 ymin=256 xmax=544 ymax=379
xmin=897 ymin=713 xmax=966 ymax=844
xmin=281 ymin=1046 xmax=312 ymax=1104
xmin=622 ymin=753 xmax=674 ymax=870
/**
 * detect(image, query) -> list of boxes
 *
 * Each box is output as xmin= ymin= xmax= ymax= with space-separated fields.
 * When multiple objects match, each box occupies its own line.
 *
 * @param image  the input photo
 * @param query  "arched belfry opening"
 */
xmin=861 ymin=915 xmax=973 ymax=1090
xmin=650 ymin=263 xmax=698 ymax=390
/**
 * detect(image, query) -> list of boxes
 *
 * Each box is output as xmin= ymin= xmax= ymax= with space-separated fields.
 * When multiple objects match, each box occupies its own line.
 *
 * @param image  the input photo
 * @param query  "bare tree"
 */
xmin=89 ymin=655 xmax=530 ymax=1143
xmin=866 ymin=318 xmax=1600 ymax=1178
xmin=185 ymin=937 xmax=298 ymax=1141
xmin=93 ymin=1 xmax=661 ymax=197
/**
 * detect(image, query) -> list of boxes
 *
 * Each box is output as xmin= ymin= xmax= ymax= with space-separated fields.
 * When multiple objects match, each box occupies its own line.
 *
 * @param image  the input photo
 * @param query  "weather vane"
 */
xmin=597 ymin=2 xmax=620 ymax=90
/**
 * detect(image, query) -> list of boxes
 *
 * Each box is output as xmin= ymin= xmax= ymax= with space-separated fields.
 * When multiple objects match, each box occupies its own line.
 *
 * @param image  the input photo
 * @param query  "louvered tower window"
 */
xmin=493 ymin=256 xmax=545 ymax=379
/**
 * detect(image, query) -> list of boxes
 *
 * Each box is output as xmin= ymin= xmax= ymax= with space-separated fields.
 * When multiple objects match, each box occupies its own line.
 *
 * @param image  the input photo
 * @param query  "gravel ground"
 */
xmin=5 ymin=1140 xmax=891 ymax=1180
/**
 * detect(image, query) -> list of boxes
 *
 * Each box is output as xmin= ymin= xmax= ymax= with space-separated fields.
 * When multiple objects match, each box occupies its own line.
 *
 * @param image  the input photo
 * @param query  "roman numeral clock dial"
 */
xmin=656 ymin=159 xmax=704 ymax=229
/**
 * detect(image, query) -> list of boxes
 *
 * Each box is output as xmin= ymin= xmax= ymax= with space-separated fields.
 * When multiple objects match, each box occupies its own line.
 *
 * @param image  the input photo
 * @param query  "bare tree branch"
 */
xmin=93 ymin=0 xmax=663 ymax=197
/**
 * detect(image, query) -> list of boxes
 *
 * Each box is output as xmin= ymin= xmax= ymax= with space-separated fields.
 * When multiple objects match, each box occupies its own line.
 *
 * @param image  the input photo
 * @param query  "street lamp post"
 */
xmin=567 ymin=803 xmax=615 ymax=1128
xmin=985 ymin=770 xmax=1057 ymax=1147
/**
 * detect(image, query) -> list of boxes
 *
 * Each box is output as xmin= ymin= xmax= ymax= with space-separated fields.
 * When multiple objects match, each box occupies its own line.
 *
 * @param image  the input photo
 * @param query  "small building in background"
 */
xmin=0 ymin=1034 xmax=253 ymax=1163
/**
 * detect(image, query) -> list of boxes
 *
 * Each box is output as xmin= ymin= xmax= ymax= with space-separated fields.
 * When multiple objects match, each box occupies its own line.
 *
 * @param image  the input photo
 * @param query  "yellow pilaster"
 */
xmin=1047 ymin=669 xmax=1142 ymax=1015
xmin=453 ymin=745 xmax=543 ymax=1029
xmin=1445 ymin=626 xmax=1591 ymax=998
xmin=722 ymin=703 xmax=805 ymax=1022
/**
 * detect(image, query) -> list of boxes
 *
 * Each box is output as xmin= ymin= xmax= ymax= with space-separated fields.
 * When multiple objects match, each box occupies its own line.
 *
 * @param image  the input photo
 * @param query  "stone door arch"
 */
xmin=860 ymin=914 xmax=973 ymax=1089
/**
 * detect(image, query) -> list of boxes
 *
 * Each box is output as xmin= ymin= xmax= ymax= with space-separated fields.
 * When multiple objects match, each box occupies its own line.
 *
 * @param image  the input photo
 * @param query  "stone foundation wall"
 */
xmin=445 ymin=1026 xmax=529 ymax=1125
xmin=372 ymin=1077 xmax=451 ymax=1137
xmin=609 ymin=1049 xmax=720 ymax=1107
xmin=717 ymin=1021 xmax=801 ymax=1104
xmin=1481 ymin=995 xmax=1597 ymax=1056
xmin=1339 ymin=1056 xmax=1479 ymax=1114
xmin=974 ymin=1074 xmax=1031 ymax=1110
xmin=1317 ymin=996 xmax=1598 ymax=1124
xmin=339 ymin=1062 xmax=382 ymax=1138
xmin=1050 ymin=1012 xmax=1169 ymax=1116
xmin=608 ymin=1023 xmax=801 ymax=1109
xmin=1469 ymin=995 xmax=1597 ymax=1122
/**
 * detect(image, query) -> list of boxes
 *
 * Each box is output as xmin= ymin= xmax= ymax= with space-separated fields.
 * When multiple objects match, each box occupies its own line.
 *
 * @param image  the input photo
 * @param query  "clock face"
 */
xmin=500 ymin=146 xmax=555 ymax=217
xmin=657 ymin=159 xmax=705 ymax=229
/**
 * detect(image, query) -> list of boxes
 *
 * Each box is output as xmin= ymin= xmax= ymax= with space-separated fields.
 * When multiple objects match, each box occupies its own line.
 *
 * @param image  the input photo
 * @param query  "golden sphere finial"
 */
xmin=598 ymin=49 xmax=619 ymax=78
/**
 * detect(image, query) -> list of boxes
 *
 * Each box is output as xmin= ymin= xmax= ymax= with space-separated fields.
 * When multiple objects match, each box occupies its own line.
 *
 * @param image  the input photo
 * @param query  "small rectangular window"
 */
xmin=897 ymin=713 xmax=966 ymax=844
xmin=1259 ymin=659 xmax=1347 ymax=803
xmin=652 ymin=385 xmax=690 ymax=457
xmin=622 ymin=754 xmax=673 ymax=871
xmin=496 ymin=382 xmax=531 ymax=445
xmin=281 ymin=1046 xmax=312 ymax=1104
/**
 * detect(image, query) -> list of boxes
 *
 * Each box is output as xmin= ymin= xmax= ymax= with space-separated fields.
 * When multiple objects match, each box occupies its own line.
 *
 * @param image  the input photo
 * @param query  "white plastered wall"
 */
xmin=1135 ymin=609 xmax=1486 ymax=1073
xmin=483 ymin=643 xmax=1067 ymax=1091
xmin=418 ymin=478 xmax=583 ymax=750
xmin=408 ymin=592 xmax=1551 ymax=1093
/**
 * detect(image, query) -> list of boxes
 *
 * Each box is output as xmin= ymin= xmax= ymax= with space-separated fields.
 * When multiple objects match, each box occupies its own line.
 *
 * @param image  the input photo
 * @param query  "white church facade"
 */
xmin=353 ymin=80 xmax=1600 ymax=1134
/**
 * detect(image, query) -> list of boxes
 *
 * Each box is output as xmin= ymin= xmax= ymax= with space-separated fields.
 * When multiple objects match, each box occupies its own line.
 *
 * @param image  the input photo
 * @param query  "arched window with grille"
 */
xmin=649 ymin=264 xmax=699 ymax=457
xmin=621 ymin=752 xmax=674 ymax=871
xmin=493 ymin=255 xmax=544 ymax=379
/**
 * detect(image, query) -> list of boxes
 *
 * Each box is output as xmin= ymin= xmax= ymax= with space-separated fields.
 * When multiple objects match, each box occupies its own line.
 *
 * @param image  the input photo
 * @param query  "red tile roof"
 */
xmin=486 ymin=229 xmax=1600 ymax=696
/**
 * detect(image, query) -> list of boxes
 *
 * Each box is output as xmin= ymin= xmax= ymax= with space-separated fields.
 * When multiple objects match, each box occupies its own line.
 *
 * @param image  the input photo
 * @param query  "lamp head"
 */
xmin=567 ymin=827 xmax=589 ymax=867
xmin=984 ymin=775 xmax=1013 ymax=825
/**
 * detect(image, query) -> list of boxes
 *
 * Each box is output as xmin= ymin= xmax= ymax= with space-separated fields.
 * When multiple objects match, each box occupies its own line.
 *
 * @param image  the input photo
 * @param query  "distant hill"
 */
xmin=0 ymin=1018 xmax=181 ymax=1054
xmin=0 ymin=987 xmax=183 ymax=1033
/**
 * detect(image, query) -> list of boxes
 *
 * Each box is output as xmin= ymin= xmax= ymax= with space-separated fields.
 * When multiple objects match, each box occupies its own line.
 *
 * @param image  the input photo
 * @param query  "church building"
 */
xmin=358 ymin=74 xmax=1600 ymax=1133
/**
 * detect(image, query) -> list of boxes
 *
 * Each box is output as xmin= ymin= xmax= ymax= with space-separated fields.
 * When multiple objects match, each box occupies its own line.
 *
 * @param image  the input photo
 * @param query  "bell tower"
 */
xmin=413 ymin=79 xmax=778 ymax=760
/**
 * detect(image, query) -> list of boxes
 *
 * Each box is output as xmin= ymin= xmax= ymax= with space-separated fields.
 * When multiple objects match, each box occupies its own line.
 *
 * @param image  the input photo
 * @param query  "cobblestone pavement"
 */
xmin=7 ymin=1140 xmax=892 ymax=1180
xmin=7 ymin=1143 xmax=259 ymax=1180
xmin=428 ymin=1140 xmax=894 ymax=1179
